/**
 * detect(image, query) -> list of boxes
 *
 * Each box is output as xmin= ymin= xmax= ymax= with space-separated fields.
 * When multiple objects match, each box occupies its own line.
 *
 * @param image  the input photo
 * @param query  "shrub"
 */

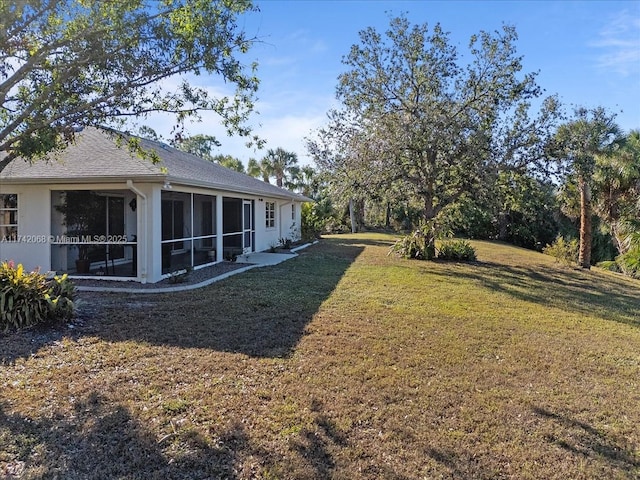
xmin=389 ymin=224 xmax=436 ymax=260
xmin=437 ymin=240 xmax=477 ymax=261
xmin=301 ymin=196 xmax=342 ymax=240
xmin=616 ymin=247 xmax=640 ymax=278
xmin=278 ymin=237 xmax=293 ymax=249
xmin=0 ymin=262 xmax=75 ymax=332
xmin=596 ymin=260 xmax=621 ymax=273
xmin=543 ymin=236 xmax=579 ymax=266
xmin=301 ymin=202 xmax=324 ymax=241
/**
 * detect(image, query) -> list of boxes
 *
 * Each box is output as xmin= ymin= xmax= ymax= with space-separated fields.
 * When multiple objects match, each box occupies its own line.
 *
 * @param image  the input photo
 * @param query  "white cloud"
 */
xmin=118 ymin=38 xmax=339 ymax=168
xmin=254 ymin=112 xmax=328 ymax=164
xmin=592 ymin=11 xmax=640 ymax=76
xmin=138 ymin=96 xmax=333 ymax=167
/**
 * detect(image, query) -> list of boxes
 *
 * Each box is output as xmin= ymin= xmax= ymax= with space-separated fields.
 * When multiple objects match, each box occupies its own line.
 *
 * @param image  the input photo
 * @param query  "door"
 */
xmin=243 ymin=200 xmax=253 ymax=254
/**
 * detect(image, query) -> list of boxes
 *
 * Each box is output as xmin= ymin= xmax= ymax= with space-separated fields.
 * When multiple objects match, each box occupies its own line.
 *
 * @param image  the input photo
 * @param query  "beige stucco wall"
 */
xmin=0 ymin=182 xmax=142 ymax=276
xmin=0 ymin=184 xmax=51 ymax=272
xmin=0 ymin=180 xmax=306 ymax=282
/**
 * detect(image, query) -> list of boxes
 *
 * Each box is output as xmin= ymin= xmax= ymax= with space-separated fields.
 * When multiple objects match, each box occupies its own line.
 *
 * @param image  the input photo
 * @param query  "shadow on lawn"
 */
xmin=0 ymin=394 xmax=408 ymax=480
xmin=533 ymin=406 xmax=640 ymax=473
xmin=84 ymin=239 xmax=364 ymax=360
xmin=0 ymin=393 xmax=270 ymax=479
xmin=0 ymin=239 xmax=363 ymax=363
xmin=428 ymin=261 xmax=640 ymax=328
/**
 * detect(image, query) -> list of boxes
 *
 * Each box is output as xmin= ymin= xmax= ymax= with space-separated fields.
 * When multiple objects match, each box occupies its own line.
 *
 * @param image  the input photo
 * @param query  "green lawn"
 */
xmin=1 ymin=233 xmax=639 ymax=479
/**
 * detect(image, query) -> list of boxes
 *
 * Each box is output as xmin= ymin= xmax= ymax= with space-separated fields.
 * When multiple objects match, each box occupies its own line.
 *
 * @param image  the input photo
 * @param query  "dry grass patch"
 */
xmin=1 ymin=233 xmax=639 ymax=479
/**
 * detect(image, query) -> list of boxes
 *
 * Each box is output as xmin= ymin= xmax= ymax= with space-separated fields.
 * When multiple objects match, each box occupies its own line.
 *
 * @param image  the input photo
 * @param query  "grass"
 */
xmin=1 ymin=233 xmax=639 ymax=479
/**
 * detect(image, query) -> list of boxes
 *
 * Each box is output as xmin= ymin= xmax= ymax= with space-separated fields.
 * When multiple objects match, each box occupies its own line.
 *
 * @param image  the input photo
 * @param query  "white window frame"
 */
xmin=265 ymin=201 xmax=276 ymax=229
xmin=0 ymin=194 xmax=18 ymax=240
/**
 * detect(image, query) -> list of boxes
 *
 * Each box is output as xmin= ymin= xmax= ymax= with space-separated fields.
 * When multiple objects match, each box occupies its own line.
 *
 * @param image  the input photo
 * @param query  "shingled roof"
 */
xmin=0 ymin=127 xmax=311 ymax=202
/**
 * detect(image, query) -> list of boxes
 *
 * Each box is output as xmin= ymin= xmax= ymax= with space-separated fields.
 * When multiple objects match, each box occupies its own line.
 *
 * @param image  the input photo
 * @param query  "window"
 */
xmin=0 ymin=194 xmax=18 ymax=240
xmin=291 ymin=204 xmax=295 ymax=220
xmin=265 ymin=201 xmax=275 ymax=228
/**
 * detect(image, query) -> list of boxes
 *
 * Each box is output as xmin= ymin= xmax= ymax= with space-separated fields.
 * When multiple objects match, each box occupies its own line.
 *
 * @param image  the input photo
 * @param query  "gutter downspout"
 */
xmin=126 ymin=180 xmax=147 ymax=283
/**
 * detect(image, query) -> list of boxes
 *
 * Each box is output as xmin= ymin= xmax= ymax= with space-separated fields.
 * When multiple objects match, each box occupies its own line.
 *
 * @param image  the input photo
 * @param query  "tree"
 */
xmin=261 ymin=147 xmax=299 ymax=188
xmin=552 ymin=107 xmax=623 ymax=268
xmin=172 ymin=134 xmax=220 ymax=161
xmin=246 ymin=157 xmax=273 ymax=182
xmin=294 ymin=165 xmax=321 ymax=198
xmin=592 ymin=129 xmax=640 ymax=255
xmin=0 ymin=0 xmax=259 ymax=171
xmin=138 ymin=125 xmax=163 ymax=142
xmin=213 ymin=154 xmax=245 ymax=173
xmin=246 ymin=157 xmax=261 ymax=177
xmin=307 ymin=109 xmax=385 ymax=233
xmin=172 ymin=134 xmax=245 ymax=171
xmin=327 ymin=16 xmax=559 ymax=249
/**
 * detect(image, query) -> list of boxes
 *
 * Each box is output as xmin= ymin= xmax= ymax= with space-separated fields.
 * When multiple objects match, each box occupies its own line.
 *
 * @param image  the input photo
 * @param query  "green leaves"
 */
xmin=0 ymin=261 xmax=75 ymax=332
xmin=326 ymin=15 xmax=556 ymax=232
xmin=0 ymin=0 xmax=259 ymax=167
xmin=437 ymin=239 xmax=477 ymax=261
xmin=543 ymin=236 xmax=579 ymax=266
xmin=261 ymin=147 xmax=299 ymax=188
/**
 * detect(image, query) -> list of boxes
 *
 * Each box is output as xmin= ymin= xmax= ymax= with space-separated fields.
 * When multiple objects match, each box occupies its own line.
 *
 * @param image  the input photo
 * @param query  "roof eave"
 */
xmin=165 ymin=176 xmax=312 ymax=202
xmin=0 ymin=174 xmax=166 ymax=185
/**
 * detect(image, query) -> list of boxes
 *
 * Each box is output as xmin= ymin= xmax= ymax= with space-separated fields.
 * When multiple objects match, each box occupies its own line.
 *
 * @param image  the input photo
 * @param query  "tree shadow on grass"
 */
xmin=0 ymin=392 xmax=257 ymax=479
xmin=423 ymin=446 xmax=502 ymax=480
xmin=97 ymin=241 xmax=363 ymax=357
xmin=426 ymin=260 xmax=640 ymax=328
xmin=532 ymin=406 xmax=640 ymax=474
xmin=0 ymin=240 xmax=364 ymax=364
xmin=286 ymin=397 xmax=411 ymax=480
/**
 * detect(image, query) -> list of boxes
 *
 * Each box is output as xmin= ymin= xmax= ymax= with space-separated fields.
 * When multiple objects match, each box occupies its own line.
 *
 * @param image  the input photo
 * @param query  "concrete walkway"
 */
xmin=234 ymin=251 xmax=297 ymax=266
xmin=76 ymin=241 xmax=317 ymax=294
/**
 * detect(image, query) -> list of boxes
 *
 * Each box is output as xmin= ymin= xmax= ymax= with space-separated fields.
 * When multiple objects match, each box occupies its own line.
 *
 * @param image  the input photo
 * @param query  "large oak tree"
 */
xmin=0 ymin=0 xmax=259 ymax=171
xmin=317 ymin=16 xmax=560 ymax=246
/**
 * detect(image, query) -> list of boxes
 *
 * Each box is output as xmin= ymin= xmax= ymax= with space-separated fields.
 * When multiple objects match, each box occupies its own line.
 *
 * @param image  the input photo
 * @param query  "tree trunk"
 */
xmin=349 ymin=198 xmax=358 ymax=233
xmin=422 ymin=195 xmax=436 ymax=260
xmin=498 ymin=212 xmax=509 ymax=241
xmin=385 ymin=201 xmax=391 ymax=228
xmin=578 ymin=177 xmax=592 ymax=269
xmin=356 ymin=198 xmax=365 ymax=231
xmin=611 ymin=222 xmax=628 ymax=255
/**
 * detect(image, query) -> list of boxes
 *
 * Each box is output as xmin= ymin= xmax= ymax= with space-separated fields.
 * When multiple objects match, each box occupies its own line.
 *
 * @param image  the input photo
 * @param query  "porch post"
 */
xmin=145 ymin=186 xmax=162 ymax=283
xmin=216 ymin=194 xmax=223 ymax=262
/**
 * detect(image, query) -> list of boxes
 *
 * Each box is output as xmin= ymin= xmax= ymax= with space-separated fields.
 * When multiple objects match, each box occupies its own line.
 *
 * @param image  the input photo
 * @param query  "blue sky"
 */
xmin=146 ymin=0 xmax=640 ymax=166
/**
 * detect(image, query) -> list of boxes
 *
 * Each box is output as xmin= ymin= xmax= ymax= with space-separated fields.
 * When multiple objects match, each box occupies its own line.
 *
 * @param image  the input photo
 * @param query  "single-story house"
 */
xmin=0 ymin=127 xmax=310 ymax=283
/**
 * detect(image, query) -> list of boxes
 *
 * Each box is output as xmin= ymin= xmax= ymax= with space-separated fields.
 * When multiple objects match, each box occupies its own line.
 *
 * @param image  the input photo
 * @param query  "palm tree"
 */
xmin=247 ymin=157 xmax=273 ymax=183
xmin=284 ymin=165 xmax=301 ymax=190
xmin=554 ymin=107 xmax=623 ymax=269
xmin=259 ymin=158 xmax=274 ymax=183
xmin=246 ymin=158 xmax=261 ymax=178
xmin=261 ymin=147 xmax=298 ymax=188
xmin=295 ymin=165 xmax=319 ymax=197
xmin=593 ymin=129 xmax=640 ymax=254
